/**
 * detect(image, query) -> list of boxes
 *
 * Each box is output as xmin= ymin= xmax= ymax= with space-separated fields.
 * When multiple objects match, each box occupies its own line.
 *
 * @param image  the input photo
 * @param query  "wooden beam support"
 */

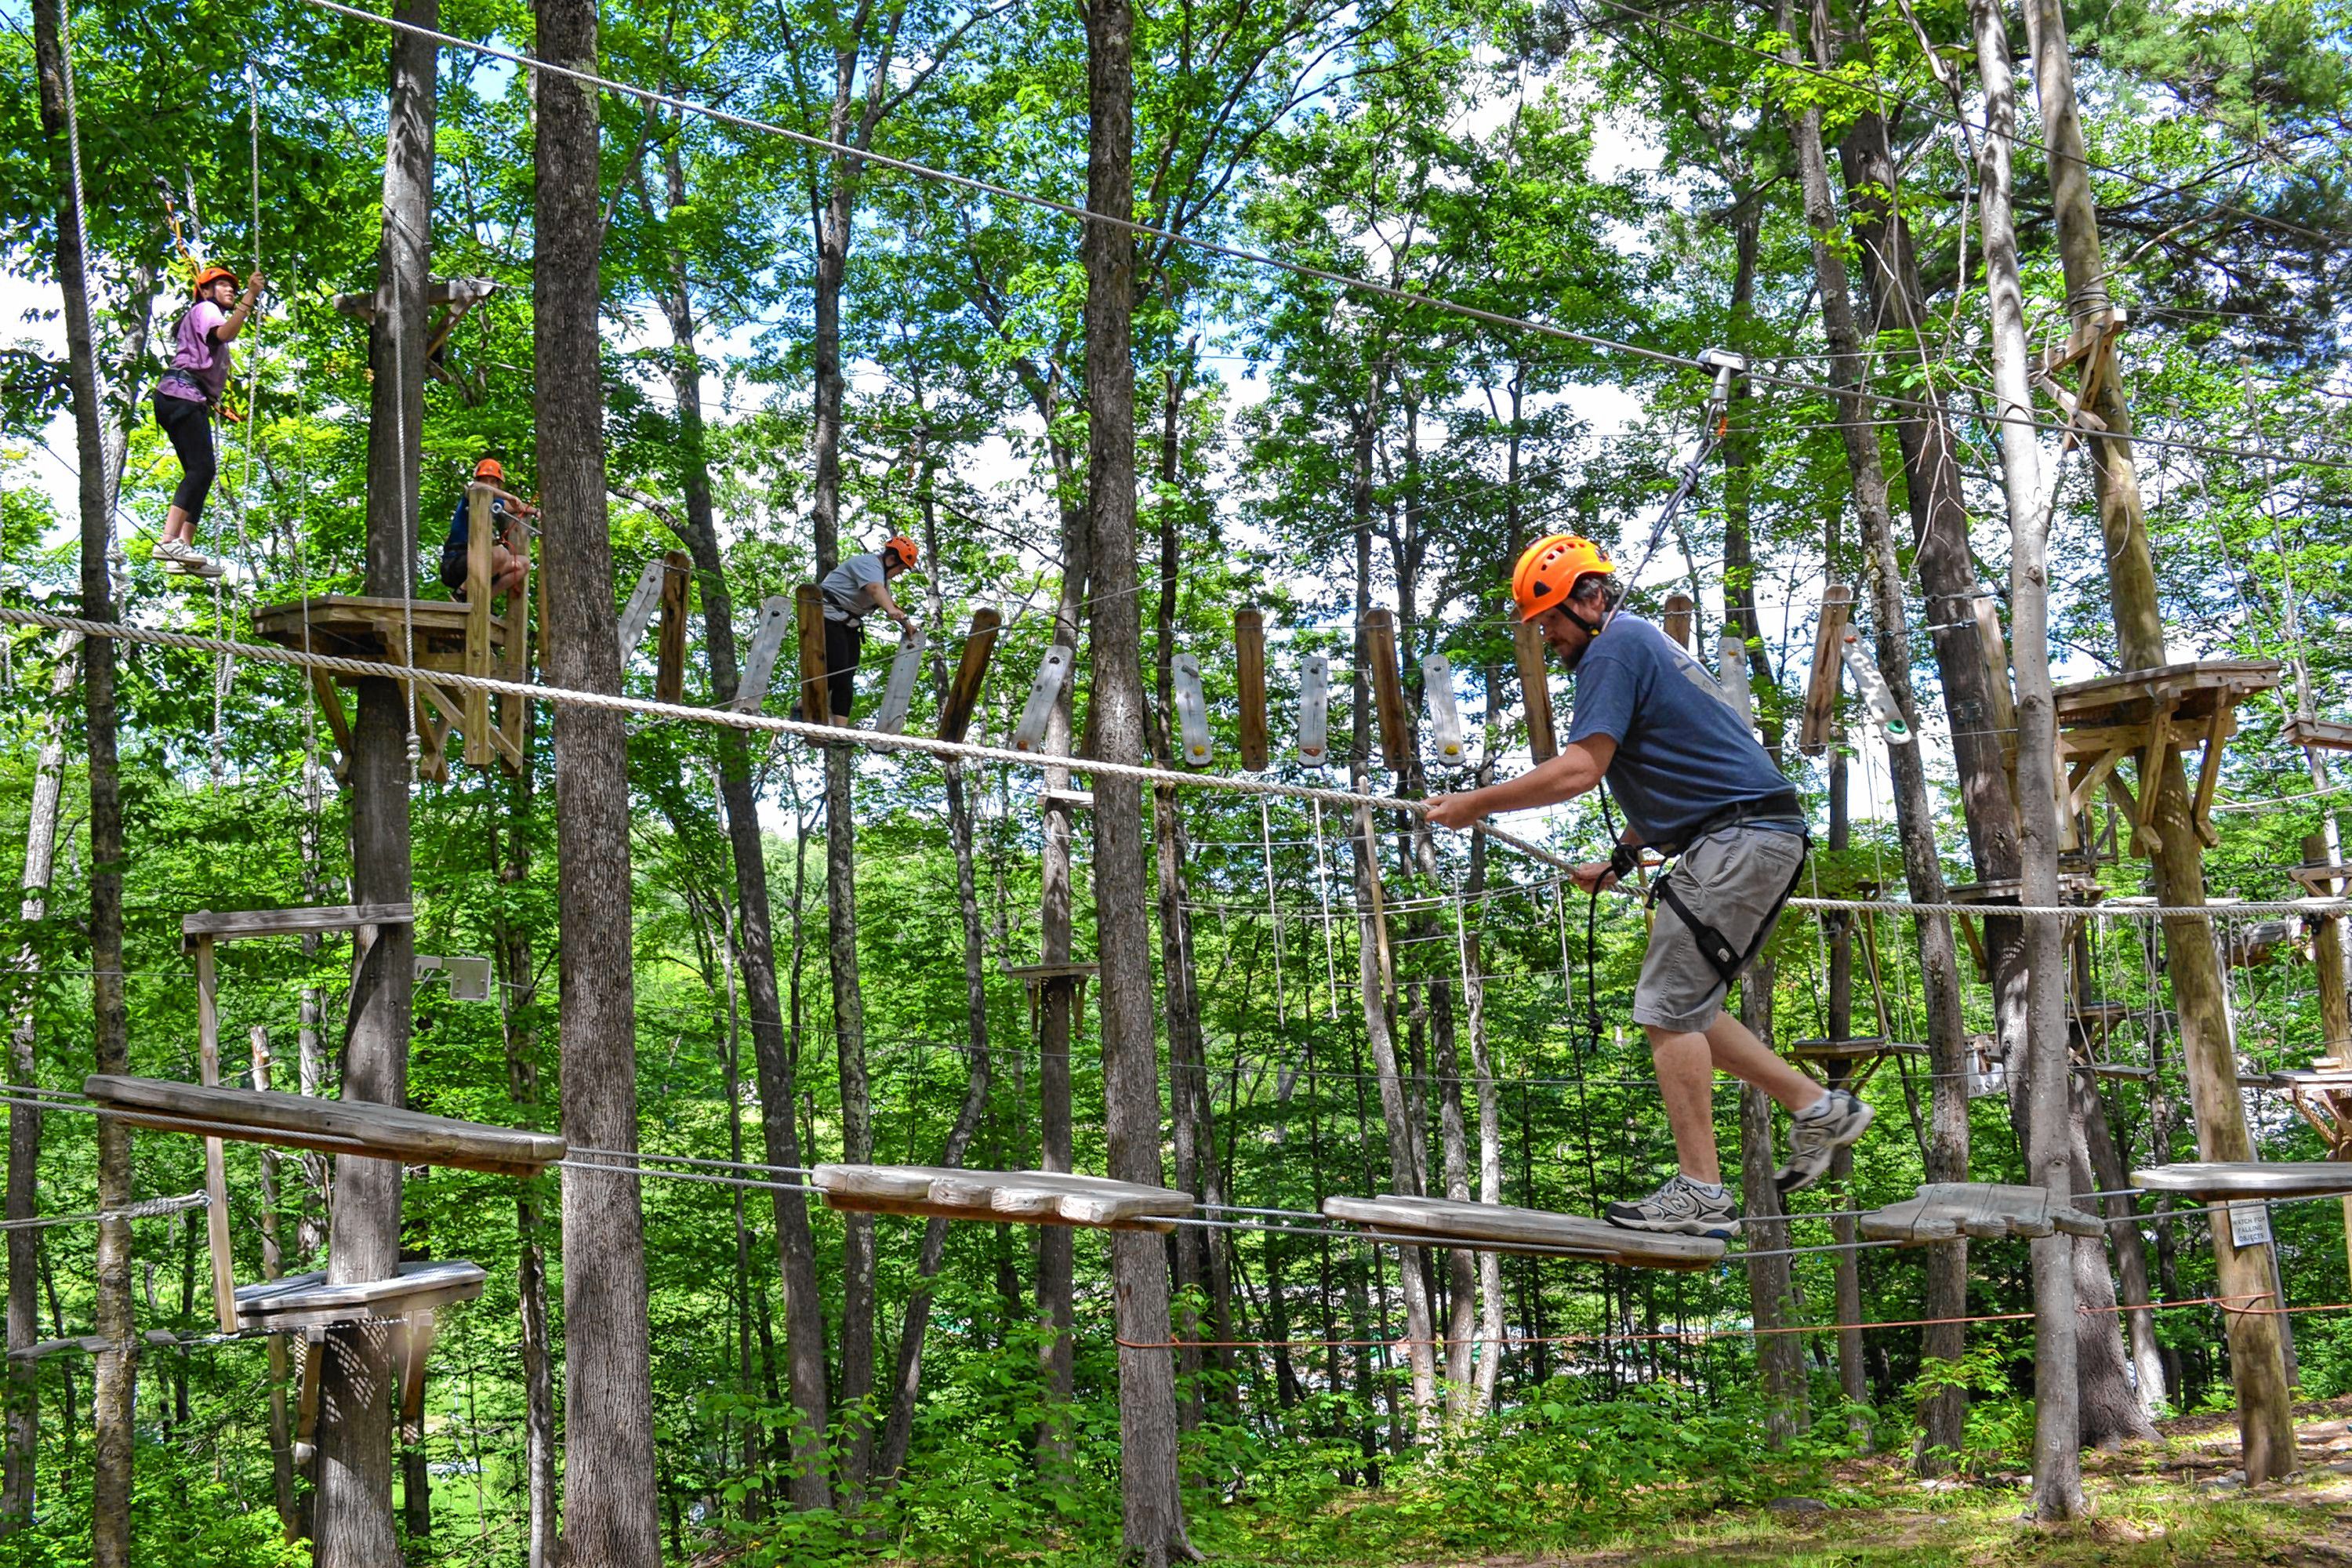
xmin=1511 ymin=620 xmax=1555 ymax=764
xmin=1363 ymin=608 xmax=1410 ymax=773
xmin=461 ymin=486 xmax=495 ymax=767
xmin=655 ymin=549 xmax=691 ymax=705
xmin=793 ymin=583 xmax=832 ymax=728
xmin=1235 ymin=608 xmax=1268 ymax=771
xmin=1661 ymin=592 xmax=1694 ymax=650
xmin=1799 ymin=584 xmax=1851 ymax=757
xmin=2190 ymin=703 xmax=2233 ymax=845
xmin=937 ymin=608 xmax=1001 ymax=744
xmin=184 ymin=903 xmax=415 ymax=946
xmin=193 ymin=938 xmax=237 ymax=1333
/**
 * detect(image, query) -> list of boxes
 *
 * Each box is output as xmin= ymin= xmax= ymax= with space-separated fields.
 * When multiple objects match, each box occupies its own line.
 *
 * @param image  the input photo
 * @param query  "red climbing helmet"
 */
xmin=475 ymin=458 xmax=505 ymax=481
xmin=1512 ymin=534 xmax=1613 ymax=622
xmin=882 ymin=535 xmax=920 ymax=570
xmin=191 ymin=265 xmax=237 ymax=296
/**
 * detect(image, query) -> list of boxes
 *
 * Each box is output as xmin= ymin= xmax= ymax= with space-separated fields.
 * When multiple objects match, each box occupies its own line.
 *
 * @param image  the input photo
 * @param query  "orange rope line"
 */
xmin=1114 ymin=1291 xmax=2338 ymax=1352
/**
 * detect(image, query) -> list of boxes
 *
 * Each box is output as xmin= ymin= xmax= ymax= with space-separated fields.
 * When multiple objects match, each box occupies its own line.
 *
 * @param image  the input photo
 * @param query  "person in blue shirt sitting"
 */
xmin=1428 ymin=534 xmax=1872 ymax=1237
xmin=440 ymin=456 xmax=535 ymax=603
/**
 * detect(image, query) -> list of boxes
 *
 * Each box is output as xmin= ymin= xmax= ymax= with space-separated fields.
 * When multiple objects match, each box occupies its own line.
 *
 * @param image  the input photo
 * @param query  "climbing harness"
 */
xmin=1643 ymin=793 xmax=1810 ymax=991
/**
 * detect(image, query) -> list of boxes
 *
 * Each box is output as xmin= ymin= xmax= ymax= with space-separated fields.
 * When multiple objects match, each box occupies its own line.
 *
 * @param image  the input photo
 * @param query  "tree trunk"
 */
xmin=1083 ymin=0 xmax=1193 ymax=1552
xmin=1463 ymin=823 xmax=1505 ymax=1417
xmin=493 ymin=775 xmax=556 ymax=1568
xmin=31 ymin=4 xmax=133 ymax=1559
xmin=537 ymin=0 xmax=662 ymax=1557
xmin=1739 ymin=963 xmax=1806 ymax=1443
xmin=1777 ymin=0 xmax=1976 ymax=1470
xmin=870 ymin=754 xmax=995 ymax=1490
xmin=2 ymin=647 xmax=74 ymax=1530
xmin=643 ymin=140 xmax=832 ymax=1515
xmin=313 ymin=4 xmax=439 ymax=1558
xmin=2019 ymin=0 xmax=2294 ymax=1484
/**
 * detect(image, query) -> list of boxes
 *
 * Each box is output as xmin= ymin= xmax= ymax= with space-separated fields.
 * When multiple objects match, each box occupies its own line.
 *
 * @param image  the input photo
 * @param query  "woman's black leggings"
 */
xmin=153 ymin=394 xmax=216 ymax=524
xmin=822 ymin=615 xmax=863 ymax=723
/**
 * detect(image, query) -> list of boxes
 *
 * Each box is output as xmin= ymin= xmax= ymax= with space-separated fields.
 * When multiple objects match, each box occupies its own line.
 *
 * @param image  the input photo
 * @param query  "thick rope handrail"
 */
xmin=21 ymin=603 xmax=2345 ymax=919
xmin=0 ymin=1189 xmax=209 ymax=1232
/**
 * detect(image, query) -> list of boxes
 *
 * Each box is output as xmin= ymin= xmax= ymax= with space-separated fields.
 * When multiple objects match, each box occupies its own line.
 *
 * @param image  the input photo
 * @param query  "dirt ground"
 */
xmin=1381 ymin=1398 xmax=2352 ymax=1568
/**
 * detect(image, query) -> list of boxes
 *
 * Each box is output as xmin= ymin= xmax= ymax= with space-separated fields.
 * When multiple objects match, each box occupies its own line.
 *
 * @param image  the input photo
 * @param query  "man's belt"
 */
xmin=1653 ymin=789 xmax=1802 ymax=858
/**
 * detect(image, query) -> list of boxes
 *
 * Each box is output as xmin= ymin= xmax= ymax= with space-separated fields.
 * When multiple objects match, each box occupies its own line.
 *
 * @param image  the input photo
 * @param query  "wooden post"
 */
xmin=1661 ymin=592 xmax=1694 ymax=650
xmin=2022 ymin=0 xmax=2293 ymax=1485
xmin=2309 ymin=835 xmax=2352 ymax=1066
xmin=462 ymin=485 xmax=494 ymax=768
xmin=1511 ymin=621 xmax=1555 ymax=764
xmin=193 ymin=937 xmax=237 ymax=1333
xmin=793 ymin=584 xmax=832 ymax=728
xmin=1363 ymin=608 xmax=1409 ymax=773
xmin=1800 ymin=585 xmax=1852 ymax=757
xmin=655 ymin=550 xmax=691 ymax=705
xmin=937 ymin=607 xmax=1001 ymax=744
xmin=1235 ymin=608 xmax=1268 ymax=771
xmin=499 ymin=510 xmax=532 ymax=765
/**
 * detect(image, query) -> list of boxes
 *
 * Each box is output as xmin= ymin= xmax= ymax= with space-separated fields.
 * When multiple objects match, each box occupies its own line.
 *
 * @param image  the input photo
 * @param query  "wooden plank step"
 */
xmin=1321 ymin=1194 xmax=1726 ymax=1270
xmin=83 ymin=1076 xmax=564 ymax=1178
xmin=9 ymin=1334 xmax=111 ymax=1362
xmin=2131 ymin=1162 xmax=2352 ymax=1200
xmin=236 ymin=1259 xmax=486 ymax=1331
xmin=811 ymin=1165 xmax=1192 ymax=1231
xmin=1857 ymin=1182 xmax=2103 ymax=1246
xmin=182 ymin=902 xmax=414 ymax=949
xmin=2272 ymin=1068 xmax=2352 ymax=1090
xmin=1788 ymin=1037 xmax=1923 ymax=1062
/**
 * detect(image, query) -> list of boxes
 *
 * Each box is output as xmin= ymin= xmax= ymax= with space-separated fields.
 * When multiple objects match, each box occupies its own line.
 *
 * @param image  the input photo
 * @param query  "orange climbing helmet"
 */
xmin=1512 ymin=533 xmax=1613 ymax=622
xmin=475 ymin=458 xmax=505 ymax=481
xmin=881 ymin=535 xmax=920 ymax=570
xmin=191 ymin=265 xmax=236 ymax=296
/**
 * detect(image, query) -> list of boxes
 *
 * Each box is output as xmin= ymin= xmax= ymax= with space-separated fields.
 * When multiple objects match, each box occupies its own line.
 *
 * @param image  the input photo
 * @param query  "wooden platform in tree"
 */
xmin=811 ymin=1165 xmax=1192 ymax=1231
xmin=1321 ymin=1194 xmax=1726 ymax=1270
xmin=2052 ymin=659 xmax=2281 ymax=855
xmin=253 ymin=588 xmax=529 ymax=779
xmin=1858 ymin=1182 xmax=2104 ymax=1246
xmin=2285 ymin=715 xmax=2352 ymax=753
xmin=2131 ymin=1162 xmax=2352 ymax=1200
xmin=1003 ymin=960 xmax=1100 ymax=982
xmin=83 ymin=1076 xmax=564 ymax=1178
xmin=234 ymin=1259 xmax=485 ymax=1331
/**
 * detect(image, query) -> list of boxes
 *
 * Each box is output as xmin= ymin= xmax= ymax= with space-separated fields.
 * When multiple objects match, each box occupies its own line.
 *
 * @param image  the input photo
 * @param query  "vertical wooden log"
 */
xmin=936 ymin=608 xmax=1000 ymax=743
xmin=655 ymin=550 xmax=691 ymax=705
xmin=1363 ymin=608 xmax=1410 ymax=773
xmin=1661 ymin=592 xmax=1694 ymax=650
xmin=1511 ymin=621 xmax=1555 ymax=763
xmin=1800 ymin=585 xmax=1852 ymax=757
xmin=500 ymin=506 xmax=532 ymax=765
xmin=1235 ymin=608 xmax=1268 ymax=771
xmin=463 ymin=485 xmax=494 ymax=766
xmin=793 ymin=584 xmax=832 ymax=728
xmin=252 ymin=1030 xmax=298 ymax=1539
xmin=193 ymin=938 xmax=236 ymax=1331
xmin=2310 ymin=834 xmax=2352 ymax=1066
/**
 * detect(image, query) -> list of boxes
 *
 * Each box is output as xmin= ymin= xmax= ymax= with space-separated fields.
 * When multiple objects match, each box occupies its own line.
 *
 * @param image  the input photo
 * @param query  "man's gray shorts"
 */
xmin=1632 ymin=825 xmax=1808 ymax=1033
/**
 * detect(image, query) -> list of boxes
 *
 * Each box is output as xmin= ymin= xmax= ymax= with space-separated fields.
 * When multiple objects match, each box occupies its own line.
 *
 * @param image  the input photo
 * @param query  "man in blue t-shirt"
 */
xmin=1428 ymin=534 xmax=1872 ymax=1236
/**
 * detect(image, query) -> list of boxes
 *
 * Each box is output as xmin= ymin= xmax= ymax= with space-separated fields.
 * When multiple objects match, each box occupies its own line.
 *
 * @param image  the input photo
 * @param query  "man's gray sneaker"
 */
xmin=1777 ymin=1090 xmax=1874 ymax=1194
xmin=1605 ymin=1173 xmax=1740 ymax=1238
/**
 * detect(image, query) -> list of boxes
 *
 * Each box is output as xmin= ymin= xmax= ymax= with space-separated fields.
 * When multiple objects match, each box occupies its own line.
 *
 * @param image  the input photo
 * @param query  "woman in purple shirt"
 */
xmin=152 ymin=264 xmax=264 ymax=573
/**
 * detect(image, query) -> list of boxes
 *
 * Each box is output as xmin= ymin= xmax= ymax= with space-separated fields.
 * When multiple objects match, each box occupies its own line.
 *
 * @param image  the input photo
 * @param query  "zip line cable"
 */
xmin=284 ymin=0 xmax=2352 ymax=477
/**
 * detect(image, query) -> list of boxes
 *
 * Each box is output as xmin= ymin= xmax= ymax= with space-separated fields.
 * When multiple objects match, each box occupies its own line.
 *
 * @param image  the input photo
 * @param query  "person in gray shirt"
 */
xmin=1428 ymin=533 xmax=1871 ymax=1237
xmin=813 ymin=535 xmax=920 ymax=722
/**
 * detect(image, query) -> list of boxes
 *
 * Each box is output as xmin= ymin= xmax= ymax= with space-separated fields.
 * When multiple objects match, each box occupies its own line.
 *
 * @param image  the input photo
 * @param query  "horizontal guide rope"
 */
xmin=15 ymin=607 xmax=2343 ymax=921
xmin=0 ymin=1190 xmax=209 ymax=1232
xmin=288 ymin=0 xmax=2352 ymax=475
